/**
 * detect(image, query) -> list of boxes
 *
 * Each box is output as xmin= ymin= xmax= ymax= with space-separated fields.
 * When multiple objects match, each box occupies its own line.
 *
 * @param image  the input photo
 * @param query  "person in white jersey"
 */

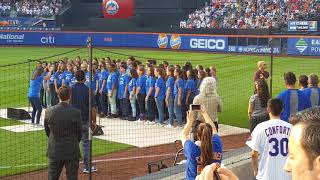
xmin=246 ymin=98 xmax=292 ymax=180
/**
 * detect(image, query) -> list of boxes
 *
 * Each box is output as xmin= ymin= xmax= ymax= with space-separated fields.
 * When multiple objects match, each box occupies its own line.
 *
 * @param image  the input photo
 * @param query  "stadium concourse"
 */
xmin=0 ymin=107 xmax=250 ymax=179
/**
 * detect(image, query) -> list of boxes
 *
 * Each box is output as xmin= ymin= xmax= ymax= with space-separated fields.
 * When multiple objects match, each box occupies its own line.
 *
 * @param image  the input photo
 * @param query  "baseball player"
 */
xmin=246 ymin=98 xmax=292 ymax=180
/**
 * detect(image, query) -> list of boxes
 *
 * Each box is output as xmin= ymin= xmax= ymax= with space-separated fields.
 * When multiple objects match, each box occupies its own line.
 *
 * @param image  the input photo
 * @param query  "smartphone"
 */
xmin=190 ymin=104 xmax=201 ymax=111
xmin=213 ymin=169 xmax=221 ymax=180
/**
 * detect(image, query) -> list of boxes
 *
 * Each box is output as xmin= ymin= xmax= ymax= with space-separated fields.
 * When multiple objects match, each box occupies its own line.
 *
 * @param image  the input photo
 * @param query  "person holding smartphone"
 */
xmin=181 ymin=108 xmax=223 ymax=180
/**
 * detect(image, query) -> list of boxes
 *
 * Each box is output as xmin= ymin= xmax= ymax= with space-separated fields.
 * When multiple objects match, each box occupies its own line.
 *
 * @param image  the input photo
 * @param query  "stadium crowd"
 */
xmin=0 ymin=0 xmax=69 ymax=17
xmin=180 ymin=0 xmax=320 ymax=29
xmin=27 ymin=56 xmax=320 ymax=179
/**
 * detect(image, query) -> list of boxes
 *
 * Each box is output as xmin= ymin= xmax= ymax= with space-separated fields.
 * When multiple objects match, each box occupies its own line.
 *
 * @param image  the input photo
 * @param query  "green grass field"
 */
xmin=0 ymin=118 xmax=132 ymax=177
xmin=0 ymin=47 xmax=319 ymax=128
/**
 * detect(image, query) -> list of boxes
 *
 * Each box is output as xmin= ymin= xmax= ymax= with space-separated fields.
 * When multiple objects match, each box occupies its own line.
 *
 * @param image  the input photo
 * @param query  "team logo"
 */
xmin=295 ymin=38 xmax=308 ymax=53
xmin=170 ymin=34 xmax=181 ymax=49
xmin=157 ymin=34 xmax=168 ymax=48
xmin=106 ymin=0 xmax=119 ymax=15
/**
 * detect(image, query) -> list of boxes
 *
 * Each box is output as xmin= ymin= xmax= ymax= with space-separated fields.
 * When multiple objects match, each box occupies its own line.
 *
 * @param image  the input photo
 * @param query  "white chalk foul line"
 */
xmin=0 ymin=153 xmax=178 ymax=169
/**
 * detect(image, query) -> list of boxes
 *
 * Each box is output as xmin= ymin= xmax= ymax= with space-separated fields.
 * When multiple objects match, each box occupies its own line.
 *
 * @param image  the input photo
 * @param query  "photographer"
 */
xmin=181 ymin=107 xmax=223 ymax=180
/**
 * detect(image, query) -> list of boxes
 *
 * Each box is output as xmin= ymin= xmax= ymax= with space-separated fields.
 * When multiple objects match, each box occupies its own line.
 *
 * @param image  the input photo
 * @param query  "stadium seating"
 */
xmin=0 ymin=0 xmax=70 ymax=17
xmin=180 ymin=0 xmax=320 ymax=29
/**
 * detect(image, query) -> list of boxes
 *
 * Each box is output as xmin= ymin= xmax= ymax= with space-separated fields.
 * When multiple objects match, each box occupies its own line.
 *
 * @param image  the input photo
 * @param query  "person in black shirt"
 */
xmin=70 ymin=70 xmax=97 ymax=173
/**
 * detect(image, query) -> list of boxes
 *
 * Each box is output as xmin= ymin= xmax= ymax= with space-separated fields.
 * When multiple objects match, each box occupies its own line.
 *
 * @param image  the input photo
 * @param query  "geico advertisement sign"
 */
xmin=190 ymin=38 xmax=225 ymax=50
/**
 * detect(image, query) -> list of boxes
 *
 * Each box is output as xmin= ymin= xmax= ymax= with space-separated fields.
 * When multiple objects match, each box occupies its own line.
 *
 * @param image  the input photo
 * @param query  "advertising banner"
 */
xmin=0 ymin=31 xmax=229 ymax=52
xmin=102 ymin=0 xmax=134 ymax=19
xmin=288 ymin=38 xmax=320 ymax=56
xmin=228 ymin=45 xmax=281 ymax=54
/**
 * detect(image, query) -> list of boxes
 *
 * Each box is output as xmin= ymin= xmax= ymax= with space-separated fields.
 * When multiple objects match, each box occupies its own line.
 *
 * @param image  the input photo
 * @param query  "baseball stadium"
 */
xmin=0 ymin=0 xmax=319 ymax=180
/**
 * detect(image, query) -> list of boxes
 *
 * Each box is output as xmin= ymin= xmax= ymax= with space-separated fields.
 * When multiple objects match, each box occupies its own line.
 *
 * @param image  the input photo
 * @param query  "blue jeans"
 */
xmin=81 ymin=123 xmax=90 ymax=170
xmin=137 ymin=94 xmax=146 ymax=120
xmin=174 ymin=96 xmax=182 ymax=125
xmin=130 ymin=92 xmax=137 ymax=118
xmin=29 ymin=97 xmax=42 ymax=124
xmin=167 ymin=96 xmax=174 ymax=125
xmin=108 ymin=91 xmax=117 ymax=115
xmin=155 ymin=98 xmax=165 ymax=124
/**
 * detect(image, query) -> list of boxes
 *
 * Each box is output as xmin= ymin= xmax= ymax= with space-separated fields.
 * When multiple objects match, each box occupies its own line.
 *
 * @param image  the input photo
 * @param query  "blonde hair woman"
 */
xmin=193 ymin=77 xmax=223 ymax=131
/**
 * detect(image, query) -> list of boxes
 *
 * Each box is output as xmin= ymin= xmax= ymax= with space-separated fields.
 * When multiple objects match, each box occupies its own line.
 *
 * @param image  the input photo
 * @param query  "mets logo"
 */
xmin=170 ymin=34 xmax=181 ymax=49
xmin=106 ymin=0 xmax=119 ymax=15
xmin=157 ymin=34 xmax=168 ymax=48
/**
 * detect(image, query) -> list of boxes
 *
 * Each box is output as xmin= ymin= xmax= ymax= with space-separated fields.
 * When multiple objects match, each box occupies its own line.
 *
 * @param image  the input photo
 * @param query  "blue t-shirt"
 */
xmin=185 ymin=79 xmax=197 ymax=94
xmin=146 ymin=76 xmax=156 ymax=97
xmin=63 ymin=71 xmax=73 ymax=86
xmin=301 ymin=87 xmax=320 ymax=107
xmin=166 ymin=77 xmax=175 ymax=98
xmin=136 ymin=75 xmax=147 ymax=95
xmin=70 ymin=75 xmax=77 ymax=86
xmin=174 ymin=78 xmax=184 ymax=96
xmin=99 ymin=70 xmax=108 ymax=92
xmin=28 ymin=75 xmax=44 ymax=98
xmin=54 ymin=71 xmax=65 ymax=87
xmin=48 ymin=72 xmax=55 ymax=85
xmin=184 ymin=134 xmax=223 ymax=180
xmin=85 ymin=72 xmax=98 ymax=91
xmin=277 ymin=89 xmax=311 ymax=122
xmin=155 ymin=77 xmax=166 ymax=101
xmin=118 ymin=73 xmax=130 ymax=99
xmin=106 ymin=72 xmax=117 ymax=93
xmin=129 ymin=78 xmax=137 ymax=93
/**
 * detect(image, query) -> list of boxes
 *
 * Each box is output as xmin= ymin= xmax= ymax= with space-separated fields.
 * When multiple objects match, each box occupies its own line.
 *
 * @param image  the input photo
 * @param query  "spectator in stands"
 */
xmin=248 ymin=79 xmax=270 ymax=132
xmin=193 ymin=77 xmax=222 ymax=131
xmin=302 ymin=73 xmax=320 ymax=107
xmin=299 ymin=75 xmax=309 ymax=90
xmin=28 ymin=67 xmax=48 ymax=125
xmin=253 ymin=61 xmax=269 ymax=82
xmin=284 ymin=107 xmax=320 ymax=180
xmin=277 ymin=72 xmax=311 ymax=122
xmin=246 ymin=98 xmax=291 ymax=180
xmin=44 ymin=86 xmax=82 ymax=180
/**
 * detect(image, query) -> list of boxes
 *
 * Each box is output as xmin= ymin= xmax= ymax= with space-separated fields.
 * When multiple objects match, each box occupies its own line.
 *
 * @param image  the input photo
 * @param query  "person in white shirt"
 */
xmin=246 ymin=98 xmax=292 ymax=180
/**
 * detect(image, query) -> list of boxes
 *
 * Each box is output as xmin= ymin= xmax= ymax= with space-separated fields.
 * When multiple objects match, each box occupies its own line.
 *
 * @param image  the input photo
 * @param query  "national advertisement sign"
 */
xmin=288 ymin=38 xmax=320 ymax=56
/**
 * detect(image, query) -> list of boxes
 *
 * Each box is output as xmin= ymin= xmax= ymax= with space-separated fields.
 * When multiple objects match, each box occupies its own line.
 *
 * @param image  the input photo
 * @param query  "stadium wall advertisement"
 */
xmin=288 ymin=38 xmax=320 ymax=56
xmin=0 ymin=31 xmax=287 ymax=54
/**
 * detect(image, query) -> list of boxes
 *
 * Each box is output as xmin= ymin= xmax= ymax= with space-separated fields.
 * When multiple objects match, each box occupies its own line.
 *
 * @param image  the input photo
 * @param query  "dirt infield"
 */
xmin=2 ymin=133 xmax=249 ymax=180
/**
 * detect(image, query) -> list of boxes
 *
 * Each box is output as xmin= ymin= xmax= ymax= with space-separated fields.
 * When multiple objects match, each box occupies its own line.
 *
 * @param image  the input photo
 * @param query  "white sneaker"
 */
xmin=164 ymin=124 xmax=173 ymax=128
xmin=83 ymin=166 xmax=97 ymax=173
xmin=136 ymin=119 xmax=143 ymax=123
xmin=148 ymin=121 xmax=155 ymax=125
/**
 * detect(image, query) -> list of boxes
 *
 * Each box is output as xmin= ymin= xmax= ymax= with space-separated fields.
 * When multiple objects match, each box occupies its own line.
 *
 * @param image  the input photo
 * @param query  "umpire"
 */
xmin=44 ymin=86 xmax=82 ymax=180
xmin=70 ymin=70 xmax=97 ymax=173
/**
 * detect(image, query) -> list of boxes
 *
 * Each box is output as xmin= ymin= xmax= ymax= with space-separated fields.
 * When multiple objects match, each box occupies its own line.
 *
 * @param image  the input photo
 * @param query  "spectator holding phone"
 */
xmin=193 ymin=77 xmax=222 ymax=131
xmin=181 ymin=108 xmax=223 ymax=180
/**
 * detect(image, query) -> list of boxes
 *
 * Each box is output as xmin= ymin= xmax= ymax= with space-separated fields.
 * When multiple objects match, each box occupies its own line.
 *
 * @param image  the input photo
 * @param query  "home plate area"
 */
xmin=0 ymin=107 xmax=249 ymax=147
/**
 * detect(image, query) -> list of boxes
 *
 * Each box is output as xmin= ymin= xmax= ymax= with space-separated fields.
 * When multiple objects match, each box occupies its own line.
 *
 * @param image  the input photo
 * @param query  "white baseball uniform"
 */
xmin=246 ymin=119 xmax=292 ymax=180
